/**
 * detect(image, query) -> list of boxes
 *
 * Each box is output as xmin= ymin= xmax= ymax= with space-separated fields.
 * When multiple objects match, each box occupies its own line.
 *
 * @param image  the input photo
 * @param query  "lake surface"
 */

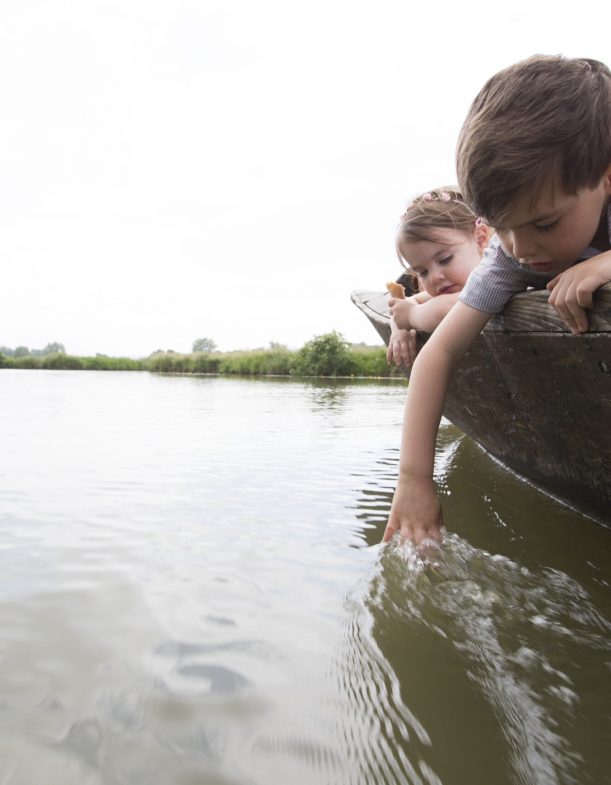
xmin=0 ymin=370 xmax=609 ymax=785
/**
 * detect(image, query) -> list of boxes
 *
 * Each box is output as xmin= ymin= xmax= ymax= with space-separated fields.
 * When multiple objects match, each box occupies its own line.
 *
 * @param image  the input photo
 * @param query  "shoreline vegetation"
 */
xmin=0 ymin=332 xmax=404 ymax=379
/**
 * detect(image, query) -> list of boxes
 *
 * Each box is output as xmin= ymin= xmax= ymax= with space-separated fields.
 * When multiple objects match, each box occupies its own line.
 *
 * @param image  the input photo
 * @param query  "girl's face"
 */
xmin=400 ymin=226 xmax=488 ymax=297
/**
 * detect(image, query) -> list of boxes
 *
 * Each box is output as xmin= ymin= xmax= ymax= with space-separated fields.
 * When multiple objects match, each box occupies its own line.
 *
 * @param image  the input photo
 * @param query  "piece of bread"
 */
xmin=386 ymin=281 xmax=406 ymax=299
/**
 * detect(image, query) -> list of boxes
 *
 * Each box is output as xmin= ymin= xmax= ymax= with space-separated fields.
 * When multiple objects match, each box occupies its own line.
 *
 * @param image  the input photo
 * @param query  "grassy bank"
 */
xmin=0 ymin=333 xmax=404 ymax=378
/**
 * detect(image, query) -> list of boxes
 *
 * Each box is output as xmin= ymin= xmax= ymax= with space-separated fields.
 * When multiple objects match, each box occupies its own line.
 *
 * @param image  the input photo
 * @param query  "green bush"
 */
xmin=350 ymin=345 xmax=402 ymax=377
xmin=218 ymin=348 xmax=293 ymax=376
xmin=292 ymin=332 xmax=357 ymax=377
xmin=262 ymin=347 xmax=293 ymax=375
xmin=10 ymin=354 xmax=39 ymax=369
xmin=188 ymin=353 xmax=221 ymax=373
xmin=81 ymin=355 xmax=144 ymax=371
xmin=40 ymin=353 xmax=83 ymax=370
xmin=144 ymin=353 xmax=190 ymax=373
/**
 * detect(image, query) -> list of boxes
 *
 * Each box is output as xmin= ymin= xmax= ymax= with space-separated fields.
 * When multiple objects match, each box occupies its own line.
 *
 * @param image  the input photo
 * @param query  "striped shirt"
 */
xmin=459 ymin=202 xmax=611 ymax=313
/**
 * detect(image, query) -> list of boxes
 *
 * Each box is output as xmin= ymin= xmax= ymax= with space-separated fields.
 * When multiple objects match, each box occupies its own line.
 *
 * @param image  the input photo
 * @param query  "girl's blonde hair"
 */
xmin=396 ymin=187 xmax=481 ymax=285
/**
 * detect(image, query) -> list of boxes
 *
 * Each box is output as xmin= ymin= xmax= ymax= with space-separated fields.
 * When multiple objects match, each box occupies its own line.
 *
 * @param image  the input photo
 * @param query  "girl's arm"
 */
xmin=390 ymin=293 xmax=460 ymax=333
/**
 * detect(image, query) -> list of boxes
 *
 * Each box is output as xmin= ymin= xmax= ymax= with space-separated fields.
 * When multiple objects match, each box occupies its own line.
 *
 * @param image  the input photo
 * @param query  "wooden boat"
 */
xmin=351 ymin=284 xmax=611 ymax=525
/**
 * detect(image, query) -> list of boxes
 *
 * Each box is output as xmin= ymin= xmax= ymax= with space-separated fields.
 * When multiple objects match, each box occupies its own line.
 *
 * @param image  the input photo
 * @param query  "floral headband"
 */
xmin=420 ymin=191 xmax=454 ymax=202
xmin=400 ymin=190 xmax=483 ymax=224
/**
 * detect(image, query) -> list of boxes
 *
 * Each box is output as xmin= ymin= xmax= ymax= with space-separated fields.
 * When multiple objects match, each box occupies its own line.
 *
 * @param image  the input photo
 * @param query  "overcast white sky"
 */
xmin=1 ymin=1 xmax=609 ymax=356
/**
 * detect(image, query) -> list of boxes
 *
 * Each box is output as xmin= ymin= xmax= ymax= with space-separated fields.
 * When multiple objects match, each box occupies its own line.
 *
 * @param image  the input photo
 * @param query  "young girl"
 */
xmin=387 ymin=188 xmax=490 ymax=366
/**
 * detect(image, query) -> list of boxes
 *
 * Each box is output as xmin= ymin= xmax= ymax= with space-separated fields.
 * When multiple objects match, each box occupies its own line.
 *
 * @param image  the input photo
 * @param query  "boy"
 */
xmin=384 ymin=55 xmax=611 ymax=545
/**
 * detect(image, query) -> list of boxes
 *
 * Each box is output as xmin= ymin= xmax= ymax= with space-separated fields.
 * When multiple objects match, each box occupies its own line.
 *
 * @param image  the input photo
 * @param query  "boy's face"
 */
xmin=495 ymin=174 xmax=611 ymax=275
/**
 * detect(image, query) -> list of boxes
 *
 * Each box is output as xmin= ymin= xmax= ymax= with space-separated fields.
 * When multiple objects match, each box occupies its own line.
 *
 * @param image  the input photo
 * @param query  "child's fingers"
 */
xmin=393 ymin=342 xmax=404 ymax=367
xmin=546 ymin=276 xmax=559 ymax=291
xmin=382 ymin=519 xmax=399 ymax=542
xmin=575 ymin=287 xmax=594 ymax=309
xmin=548 ymin=276 xmax=592 ymax=332
xmin=551 ymin=295 xmax=588 ymax=333
xmin=394 ymin=339 xmax=408 ymax=368
xmin=407 ymin=329 xmax=418 ymax=365
xmin=566 ymin=302 xmax=589 ymax=333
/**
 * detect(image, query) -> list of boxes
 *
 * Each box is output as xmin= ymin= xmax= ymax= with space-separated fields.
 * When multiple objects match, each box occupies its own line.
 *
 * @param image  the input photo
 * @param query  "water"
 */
xmin=0 ymin=370 xmax=609 ymax=785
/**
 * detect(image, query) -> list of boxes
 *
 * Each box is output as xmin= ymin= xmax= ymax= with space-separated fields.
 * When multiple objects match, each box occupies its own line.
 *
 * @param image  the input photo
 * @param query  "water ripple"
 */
xmin=333 ymin=536 xmax=611 ymax=785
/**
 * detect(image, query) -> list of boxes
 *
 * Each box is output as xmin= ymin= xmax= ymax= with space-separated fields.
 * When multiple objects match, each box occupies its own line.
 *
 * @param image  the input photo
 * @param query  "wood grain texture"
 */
xmin=351 ymin=283 xmax=611 ymax=333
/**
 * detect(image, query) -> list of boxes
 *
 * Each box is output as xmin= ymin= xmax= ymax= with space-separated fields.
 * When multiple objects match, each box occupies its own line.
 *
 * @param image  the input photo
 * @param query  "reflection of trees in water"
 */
xmin=350 ymin=448 xmax=398 ymax=548
xmin=308 ymin=380 xmax=350 ymax=413
xmin=306 ymin=378 xmax=404 ymax=416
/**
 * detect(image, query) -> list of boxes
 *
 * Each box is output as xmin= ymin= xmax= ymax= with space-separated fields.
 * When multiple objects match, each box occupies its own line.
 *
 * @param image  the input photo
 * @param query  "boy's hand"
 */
xmin=547 ymin=256 xmax=611 ymax=334
xmin=382 ymin=474 xmax=443 ymax=545
xmin=387 ymin=327 xmax=419 ymax=368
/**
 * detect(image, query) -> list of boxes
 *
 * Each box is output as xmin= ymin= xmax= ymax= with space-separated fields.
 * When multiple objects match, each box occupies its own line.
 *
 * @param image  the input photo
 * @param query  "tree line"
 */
xmin=0 ymin=342 xmax=65 ymax=357
xmin=0 ymin=333 xmax=404 ymax=378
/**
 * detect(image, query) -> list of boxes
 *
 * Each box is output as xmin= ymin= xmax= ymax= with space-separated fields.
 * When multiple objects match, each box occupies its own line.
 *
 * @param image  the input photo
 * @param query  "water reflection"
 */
xmin=346 ymin=422 xmax=611 ymax=785
xmin=0 ymin=372 xmax=608 ymax=785
xmin=351 ymin=450 xmax=398 ymax=548
xmin=308 ymin=379 xmax=350 ymax=412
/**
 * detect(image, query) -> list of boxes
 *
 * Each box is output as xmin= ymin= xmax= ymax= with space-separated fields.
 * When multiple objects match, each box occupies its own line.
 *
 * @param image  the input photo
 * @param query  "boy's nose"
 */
xmin=510 ymin=232 xmax=537 ymax=261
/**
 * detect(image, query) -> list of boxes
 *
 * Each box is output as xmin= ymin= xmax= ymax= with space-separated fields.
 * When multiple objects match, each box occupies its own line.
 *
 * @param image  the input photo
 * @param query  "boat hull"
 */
xmin=351 ymin=286 xmax=611 ymax=525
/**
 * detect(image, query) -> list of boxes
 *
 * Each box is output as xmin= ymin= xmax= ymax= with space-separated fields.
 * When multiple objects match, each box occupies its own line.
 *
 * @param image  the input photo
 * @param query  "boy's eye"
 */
xmin=417 ymin=270 xmax=428 ymax=278
xmin=534 ymin=220 xmax=559 ymax=233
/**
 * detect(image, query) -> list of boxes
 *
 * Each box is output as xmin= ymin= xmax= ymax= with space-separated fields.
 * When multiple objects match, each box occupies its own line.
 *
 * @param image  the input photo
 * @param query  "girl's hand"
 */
xmin=387 ymin=326 xmax=419 ymax=368
xmin=389 ymin=296 xmax=417 ymax=330
xmin=383 ymin=474 xmax=443 ymax=545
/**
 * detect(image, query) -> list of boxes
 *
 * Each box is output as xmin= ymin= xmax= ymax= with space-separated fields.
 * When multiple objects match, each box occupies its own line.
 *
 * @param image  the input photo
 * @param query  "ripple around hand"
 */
xmin=345 ymin=535 xmax=611 ymax=785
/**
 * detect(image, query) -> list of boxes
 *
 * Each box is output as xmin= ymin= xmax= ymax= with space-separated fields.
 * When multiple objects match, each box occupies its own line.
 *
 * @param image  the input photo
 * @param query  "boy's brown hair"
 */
xmin=456 ymin=55 xmax=611 ymax=224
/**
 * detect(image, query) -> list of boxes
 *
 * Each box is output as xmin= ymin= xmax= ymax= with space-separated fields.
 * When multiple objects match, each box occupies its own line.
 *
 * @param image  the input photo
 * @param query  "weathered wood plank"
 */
xmin=447 ymin=332 xmax=611 ymax=523
xmin=487 ymin=284 xmax=611 ymax=332
xmin=350 ymin=286 xmax=611 ymax=525
xmin=351 ymin=283 xmax=611 ymax=333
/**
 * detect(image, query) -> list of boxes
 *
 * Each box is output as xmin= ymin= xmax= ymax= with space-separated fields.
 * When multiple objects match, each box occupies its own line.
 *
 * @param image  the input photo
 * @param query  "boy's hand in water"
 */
xmin=382 ymin=474 xmax=443 ymax=545
xmin=547 ymin=254 xmax=611 ymax=334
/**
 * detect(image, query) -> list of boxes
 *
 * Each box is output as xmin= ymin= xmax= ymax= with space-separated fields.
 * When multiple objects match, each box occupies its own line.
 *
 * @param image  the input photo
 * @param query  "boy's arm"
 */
xmin=546 ymin=251 xmax=611 ymax=333
xmin=383 ymin=301 xmax=491 ymax=545
xmin=391 ymin=293 xmax=461 ymax=332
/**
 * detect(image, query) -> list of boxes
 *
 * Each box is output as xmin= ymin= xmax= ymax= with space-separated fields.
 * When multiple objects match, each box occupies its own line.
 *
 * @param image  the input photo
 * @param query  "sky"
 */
xmin=1 ymin=0 xmax=609 ymax=357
